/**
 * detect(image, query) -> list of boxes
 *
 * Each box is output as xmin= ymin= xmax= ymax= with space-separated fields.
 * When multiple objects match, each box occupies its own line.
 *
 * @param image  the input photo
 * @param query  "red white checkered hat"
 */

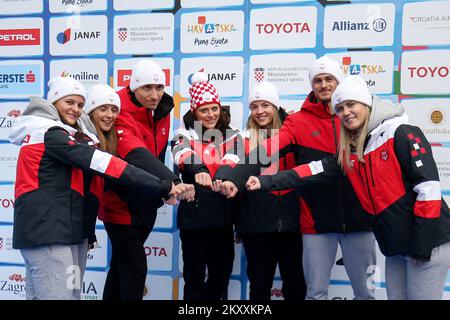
xmin=189 ymin=72 xmax=221 ymax=113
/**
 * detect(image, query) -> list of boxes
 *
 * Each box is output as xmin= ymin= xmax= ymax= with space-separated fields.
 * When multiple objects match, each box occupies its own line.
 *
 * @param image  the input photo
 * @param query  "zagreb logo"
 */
xmin=380 ymin=150 xmax=389 ymax=161
xmin=57 ymin=28 xmax=71 ymax=44
xmin=254 ymin=67 xmax=265 ymax=83
xmin=372 ymin=18 xmax=387 ymax=32
xmin=7 ymin=109 xmax=21 ymax=118
xmin=118 ymin=27 xmax=128 ymax=42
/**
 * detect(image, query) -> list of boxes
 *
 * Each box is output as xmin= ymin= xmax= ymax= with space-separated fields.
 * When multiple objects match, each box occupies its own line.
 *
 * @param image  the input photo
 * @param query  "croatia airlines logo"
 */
xmin=56 ymin=28 xmax=71 ymax=44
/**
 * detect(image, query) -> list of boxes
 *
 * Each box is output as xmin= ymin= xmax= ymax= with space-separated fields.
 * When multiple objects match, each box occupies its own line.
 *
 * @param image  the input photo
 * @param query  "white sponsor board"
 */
xmin=81 ymin=270 xmax=106 ymax=300
xmin=181 ymin=0 xmax=243 ymax=8
xmin=228 ymin=279 xmax=241 ymax=300
xmin=180 ymin=56 xmax=244 ymax=98
xmin=249 ymin=53 xmax=315 ymax=95
xmin=114 ymin=13 xmax=174 ymax=55
xmin=0 ymin=102 xmax=28 ymax=140
xmin=327 ymin=51 xmax=394 ymax=94
xmin=250 ymin=6 xmax=317 ymax=50
xmin=433 ymin=146 xmax=450 ymax=191
xmin=50 ymin=59 xmax=108 ymax=90
xmin=0 ymin=184 xmax=14 ymax=224
xmin=402 ymin=1 xmax=450 ymax=46
xmin=49 ymin=15 xmax=107 ymax=56
xmin=0 ymin=144 xmax=19 ymax=181
xmin=155 ymin=203 xmax=174 ymax=229
xmin=0 ymin=266 xmax=26 ymax=300
xmin=324 ymin=3 xmax=395 ymax=48
xmin=0 ymin=18 xmax=43 ymax=57
xmin=143 ymin=275 xmax=173 ymax=300
xmin=180 ymin=11 xmax=244 ymax=53
xmin=0 ymin=60 xmax=44 ymax=99
xmin=0 ymin=0 xmax=42 ymax=15
xmin=85 ymin=228 xmax=108 ymax=269
xmin=402 ymin=99 xmax=450 ymax=143
xmin=231 ymin=242 xmax=242 ymax=276
xmin=401 ymin=50 xmax=450 ymax=95
xmin=280 ymin=99 xmax=304 ymax=115
xmin=0 ymin=225 xmax=23 ymax=265
xmin=145 ymin=231 xmax=173 ymax=272
xmin=114 ymin=0 xmax=174 ymax=11
xmin=49 ymin=0 xmax=107 ymax=13
xmin=113 ymin=58 xmax=174 ymax=96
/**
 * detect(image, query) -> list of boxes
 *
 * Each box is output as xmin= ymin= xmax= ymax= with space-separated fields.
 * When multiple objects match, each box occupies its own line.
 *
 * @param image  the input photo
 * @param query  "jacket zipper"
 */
xmin=148 ymin=111 xmax=158 ymax=155
xmin=368 ymin=154 xmax=376 ymax=187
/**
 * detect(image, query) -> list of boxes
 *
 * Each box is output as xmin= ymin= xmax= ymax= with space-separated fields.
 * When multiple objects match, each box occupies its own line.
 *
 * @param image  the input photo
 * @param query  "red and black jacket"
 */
xmin=258 ymin=101 xmax=450 ymax=261
xmin=10 ymin=98 xmax=172 ymax=249
xmin=100 ymin=87 xmax=179 ymax=227
xmin=217 ymin=108 xmax=301 ymax=234
xmin=226 ymin=92 xmax=368 ymax=234
xmin=172 ymin=111 xmax=241 ymax=230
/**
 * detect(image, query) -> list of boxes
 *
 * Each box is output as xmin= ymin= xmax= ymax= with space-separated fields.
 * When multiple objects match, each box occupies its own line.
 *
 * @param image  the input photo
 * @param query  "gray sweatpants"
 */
xmin=302 ymin=231 xmax=377 ymax=300
xmin=385 ymin=241 xmax=450 ymax=300
xmin=20 ymin=239 xmax=88 ymax=300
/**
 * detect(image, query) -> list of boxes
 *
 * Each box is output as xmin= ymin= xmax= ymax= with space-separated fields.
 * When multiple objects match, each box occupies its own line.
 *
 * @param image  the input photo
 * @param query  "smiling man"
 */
xmin=288 ymin=56 xmax=376 ymax=300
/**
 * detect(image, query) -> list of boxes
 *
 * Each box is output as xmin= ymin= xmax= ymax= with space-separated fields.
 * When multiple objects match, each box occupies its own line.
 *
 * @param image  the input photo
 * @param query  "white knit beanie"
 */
xmin=47 ymin=76 xmax=86 ymax=104
xmin=309 ymin=56 xmax=344 ymax=86
xmin=129 ymin=59 xmax=166 ymax=92
xmin=332 ymin=75 xmax=373 ymax=111
xmin=248 ymin=82 xmax=280 ymax=109
xmin=84 ymin=84 xmax=121 ymax=115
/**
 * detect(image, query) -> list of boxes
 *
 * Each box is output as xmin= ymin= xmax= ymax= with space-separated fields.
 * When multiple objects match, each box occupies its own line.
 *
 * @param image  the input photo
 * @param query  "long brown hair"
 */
xmin=246 ymin=105 xmax=282 ymax=150
xmin=337 ymin=105 xmax=371 ymax=172
xmin=91 ymin=119 xmax=118 ymax=155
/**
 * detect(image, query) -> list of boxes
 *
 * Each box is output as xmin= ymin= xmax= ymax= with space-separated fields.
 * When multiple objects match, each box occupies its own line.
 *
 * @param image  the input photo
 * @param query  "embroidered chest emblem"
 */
xmin=161 ymin=128 xmax=166 ymax=136
xmin=380 ymin=150 xmax=389 ymax=161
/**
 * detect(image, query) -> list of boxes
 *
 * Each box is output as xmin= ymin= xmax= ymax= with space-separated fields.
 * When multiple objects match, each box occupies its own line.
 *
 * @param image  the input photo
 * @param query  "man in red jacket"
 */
xmin=101 ymin=59 xmax=193 ymax=300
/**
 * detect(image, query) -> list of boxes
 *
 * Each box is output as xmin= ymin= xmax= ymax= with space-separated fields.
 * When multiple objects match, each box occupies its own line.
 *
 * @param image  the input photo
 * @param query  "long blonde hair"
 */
xmin=246 ymin=105 xmax=282 ymax=151
xmin=337 ymin=106 xmax=371 ymax=172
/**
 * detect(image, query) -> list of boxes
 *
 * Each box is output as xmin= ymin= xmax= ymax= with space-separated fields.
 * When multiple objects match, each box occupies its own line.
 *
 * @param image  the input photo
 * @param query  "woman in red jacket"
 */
xmin=247 ymin=75 xmax=450 ymax=300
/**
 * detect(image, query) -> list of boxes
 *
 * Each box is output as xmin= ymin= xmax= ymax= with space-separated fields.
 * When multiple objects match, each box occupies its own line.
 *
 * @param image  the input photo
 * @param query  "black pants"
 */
xmin=103 ymin=223 xmax=151 ymax=300
xmin=180 ymin=227 xmax=235 ymax=301
xmin=240 ymin=232 xmax=306 ymax=301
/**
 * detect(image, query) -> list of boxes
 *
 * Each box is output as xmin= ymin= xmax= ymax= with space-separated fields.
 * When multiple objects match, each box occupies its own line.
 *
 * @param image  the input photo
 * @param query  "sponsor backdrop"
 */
xmin=0 ymin=0 xmax=449 ymax=300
